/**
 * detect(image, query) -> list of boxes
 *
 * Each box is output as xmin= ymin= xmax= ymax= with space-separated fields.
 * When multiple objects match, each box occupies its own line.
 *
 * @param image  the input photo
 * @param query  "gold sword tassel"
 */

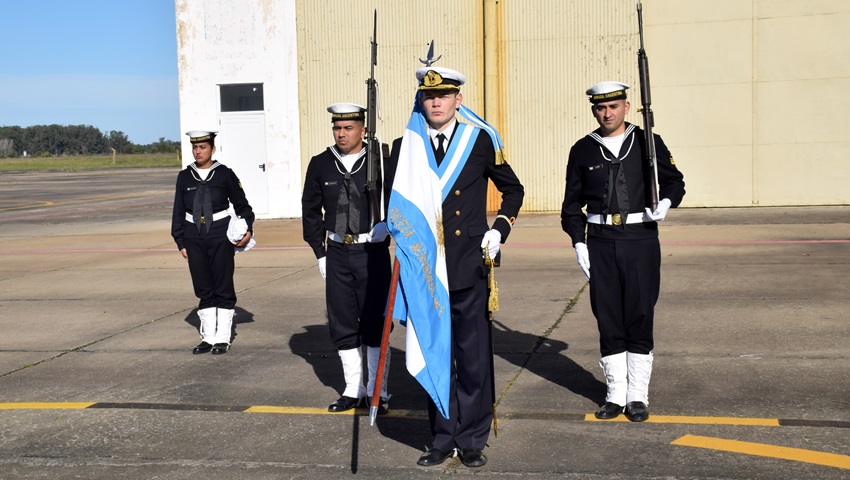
xmin=484 ymin=246 xmax=499 ymax=436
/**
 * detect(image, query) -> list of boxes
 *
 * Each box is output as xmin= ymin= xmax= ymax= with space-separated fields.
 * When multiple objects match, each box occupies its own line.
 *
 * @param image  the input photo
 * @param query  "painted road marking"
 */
xmin=584 ymin=413 xmax=780 ymax=426
xmin=672 ymin=434 xmax=850 ymax=470
xmin=0 ymin=245 xmax=310 ymax=255
xmin=0 ymin=402 xmax=95 ymax=409
xmin=246 ymin=405 xmax=421 ymax=417
xmin=1 ymin=402 xmax=847 ymax=429
xmin=509 ymin=240 xmax=850 ymax=248
xmin=0 ymin=193 xmax=161 ymax=213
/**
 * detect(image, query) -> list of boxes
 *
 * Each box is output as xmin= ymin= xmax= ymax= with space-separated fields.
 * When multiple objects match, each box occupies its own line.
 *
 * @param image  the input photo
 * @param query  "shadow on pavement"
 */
xmin=289 ymin=324 xmax=431 ymax=450
xmin=493 ymin=319 xmax=607 ymax=407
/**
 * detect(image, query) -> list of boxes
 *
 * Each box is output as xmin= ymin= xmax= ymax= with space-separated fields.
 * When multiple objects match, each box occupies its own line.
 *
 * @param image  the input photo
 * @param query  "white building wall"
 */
xmin=175 ymin=0 xmax=302 ymax=218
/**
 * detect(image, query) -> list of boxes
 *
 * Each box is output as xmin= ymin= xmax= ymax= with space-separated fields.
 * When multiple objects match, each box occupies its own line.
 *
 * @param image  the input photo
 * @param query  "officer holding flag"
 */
xmin=386 ymin=63 xmax=523 ymax=468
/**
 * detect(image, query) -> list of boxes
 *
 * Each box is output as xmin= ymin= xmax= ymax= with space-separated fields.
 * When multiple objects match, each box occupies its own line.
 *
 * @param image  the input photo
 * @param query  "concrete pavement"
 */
xmin=0 ymin=168 xmax=848 ymax=479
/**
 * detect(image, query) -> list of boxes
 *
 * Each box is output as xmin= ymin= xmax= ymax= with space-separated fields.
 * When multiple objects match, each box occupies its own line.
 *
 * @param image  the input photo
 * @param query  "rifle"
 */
xmin=366 ymin=11 xmax=392 ymax=425
xmin=365 ymin=9 xmax=382 ymax=228
xmin=636 ymin=1 xmax=660 ymax=211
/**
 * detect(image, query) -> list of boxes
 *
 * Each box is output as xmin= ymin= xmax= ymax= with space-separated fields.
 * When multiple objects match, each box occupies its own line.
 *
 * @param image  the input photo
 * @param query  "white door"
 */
xmin=219 ymin=112 xmax=269 ymax=214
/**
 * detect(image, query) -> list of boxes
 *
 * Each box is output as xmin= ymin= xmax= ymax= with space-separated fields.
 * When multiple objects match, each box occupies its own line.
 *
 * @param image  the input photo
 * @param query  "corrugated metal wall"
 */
xmin=293 ymin=0 xmax=850 ymax=211
xmin=501 ymin=0 xmax=638 ymax=211
xmin=295 ymin=1 xmax=485 ymax=172
xmin=295 ymin=0 xmax=642 ymax=212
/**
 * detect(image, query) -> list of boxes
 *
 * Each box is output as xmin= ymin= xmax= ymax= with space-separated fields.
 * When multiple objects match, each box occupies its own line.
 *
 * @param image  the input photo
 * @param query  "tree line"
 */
xmin=0 ymin=125 xmax=179 ymax=157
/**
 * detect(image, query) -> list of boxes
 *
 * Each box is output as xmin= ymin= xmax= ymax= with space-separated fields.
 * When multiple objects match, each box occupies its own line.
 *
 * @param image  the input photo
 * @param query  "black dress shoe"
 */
xmin=595 ymin=402 xmax=624 ymax=419
xmin=192 ymin=342 xmax=212 ymax=354
xmin=367 ymin=396 xmax=389 ymax=415
xmin=327 ymin=396 xmax=362 ymax=412
xmin=416 ymin=447 xmax=453 ymax=466
xmin=210 ymin=343 xmax=230 ymax=355
xmin=459 ymin=448 xmax=487 ymax=467
xmin=625 ymin=401 xmax=649 ymax=422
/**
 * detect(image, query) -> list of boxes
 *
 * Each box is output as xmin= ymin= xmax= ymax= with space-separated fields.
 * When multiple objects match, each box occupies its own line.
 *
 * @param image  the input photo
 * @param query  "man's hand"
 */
xmin=180 ymin=248 xmax=188 ymax=260
xmin=481 ymin=229 xmax=502 ymax=259
xmin=318 ymin=256 xmax=327 ymax=281
xmin=645 ymin=198 xmax=672 ymax=222
xmin=235 ymin=230 xmax=253 ymax=248
xmin=574 ymin=242 xmax=590 ymax=280
xmin=365 ymin=221 xmax=389 ymax=243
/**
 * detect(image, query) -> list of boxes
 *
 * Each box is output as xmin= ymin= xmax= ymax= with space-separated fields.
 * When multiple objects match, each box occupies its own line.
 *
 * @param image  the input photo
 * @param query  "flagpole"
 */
xmin=370 ymin=257 xmax=400 ymax=426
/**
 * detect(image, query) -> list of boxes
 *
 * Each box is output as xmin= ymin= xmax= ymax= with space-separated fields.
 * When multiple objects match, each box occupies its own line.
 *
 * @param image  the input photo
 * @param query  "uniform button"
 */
xmin=454 ymin=190 xmax=461 ymax=196
xmin=455 ymin=210 xmax=461 ymax=216
xmin=455 ymin=230 xmax=461 ymax=236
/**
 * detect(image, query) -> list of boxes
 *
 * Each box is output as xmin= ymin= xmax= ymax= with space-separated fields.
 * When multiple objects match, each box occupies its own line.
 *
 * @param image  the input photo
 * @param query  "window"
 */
xmin=220 ymin=84 xmax=264 ymax=112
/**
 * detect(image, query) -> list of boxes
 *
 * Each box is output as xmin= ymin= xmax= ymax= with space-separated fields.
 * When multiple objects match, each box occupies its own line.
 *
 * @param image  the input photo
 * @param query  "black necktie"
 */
xmin=435 ymin=133 xmax=446 ymax=165
xmin=192 ymin=173 xmax=214 ymax=234
xmin=607 ymin=157 xmax=630 ymax=221
xmin=335 ymin=167 xmax=361 ymax=237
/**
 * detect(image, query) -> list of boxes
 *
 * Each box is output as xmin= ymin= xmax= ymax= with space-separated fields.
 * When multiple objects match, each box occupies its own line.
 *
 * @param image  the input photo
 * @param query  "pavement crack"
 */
xmin=235 ymin=266 xmax=316 ymax=294
xmin=0 ymin=308 xmax=194 ymax=379
xmin=494 ymin=282 xmax=587 ymax=407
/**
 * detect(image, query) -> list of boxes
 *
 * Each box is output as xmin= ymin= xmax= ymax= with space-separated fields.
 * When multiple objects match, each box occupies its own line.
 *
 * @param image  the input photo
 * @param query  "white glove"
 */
xmin=481 ymin=229 xmax=502 ymax=259
xmin=645 ymin=198 xmax=672 ymax=222
xmin=317 ymin=256 xmax=327 ymax=281
xmin=574 ymin=242 xmax=590 ymax=280
xmin=365 ymin=221 xmax=389 ymax=243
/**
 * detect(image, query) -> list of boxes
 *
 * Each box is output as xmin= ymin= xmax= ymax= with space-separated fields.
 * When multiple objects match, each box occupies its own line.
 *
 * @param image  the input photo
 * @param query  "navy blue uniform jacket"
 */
xmin=388 ymin=129 xmax=524 ymax=291
xmin=170 ymin=162 xmax=255 ymax=251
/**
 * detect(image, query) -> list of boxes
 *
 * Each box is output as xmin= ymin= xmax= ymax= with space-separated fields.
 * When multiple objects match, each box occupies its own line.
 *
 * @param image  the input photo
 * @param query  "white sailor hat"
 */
xmin=586 ymin=81 xmax=630 ymax=103
xmin=185 ymin=130 xmax=217 ymax=144
xmin=327 ymin=103 xmax=366 ymax=122
xmin=415 ymin=67 xmax=466 ymax=91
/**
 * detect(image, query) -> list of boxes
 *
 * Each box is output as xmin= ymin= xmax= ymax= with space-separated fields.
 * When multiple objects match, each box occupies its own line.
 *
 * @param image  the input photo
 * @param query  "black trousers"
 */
xmin=325 ymin=240 xmax=391 ymax=350
xmin=587 ymin=235 xmax=660 ymax=356
xmin=184 ymin=235 xmax=236 ymax=309
xmin=427 ymin=277 xmax=493 ymax=451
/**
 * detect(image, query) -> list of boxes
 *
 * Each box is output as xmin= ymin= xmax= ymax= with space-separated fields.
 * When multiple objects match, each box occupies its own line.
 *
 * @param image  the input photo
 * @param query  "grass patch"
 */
xmin=0 ymin=153 xmax=181 ymax=172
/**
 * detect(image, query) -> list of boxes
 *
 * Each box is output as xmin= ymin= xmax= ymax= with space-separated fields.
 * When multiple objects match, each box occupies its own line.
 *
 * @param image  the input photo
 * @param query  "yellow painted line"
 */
xmin=0 ymin=402 xmax=830 ymax=432
xmin=246 ymin=406 xmax=422 ymax=418
xmin=0 ymin=201 xmax=54 ymax=212
xmin=0 ymin=402 xmax=95 ymax=410
xmin=0 ymin=193 xmax=159 ymax=212
xmin=584 ymin=413 xmax=780 ymax=426
xmin=247 ymin=405 xmax=341 ymax=415
xmin=673 ymin=434 xmax=850 ymax=470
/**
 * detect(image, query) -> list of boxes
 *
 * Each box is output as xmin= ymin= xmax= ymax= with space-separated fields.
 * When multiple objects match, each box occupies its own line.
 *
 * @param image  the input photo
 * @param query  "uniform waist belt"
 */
xmin=327 ymin=231 xmax=369 ymax=245
xmin=587 ymin=212 xmax=649 ymax=225
xmin=185 ymin=210 xmax=230 ymax=223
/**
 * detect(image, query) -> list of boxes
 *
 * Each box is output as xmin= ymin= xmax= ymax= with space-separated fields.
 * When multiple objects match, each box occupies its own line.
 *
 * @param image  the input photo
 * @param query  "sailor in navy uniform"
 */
xmin=301 ymin=103 xmax=392 ymax=414
xmin=171 ymin=130 xmax=255 ymax=355
xmin=388 ymin=67 xmax=524 ymax=468
xmin=560 ymin=82 xmax=685 ymax=422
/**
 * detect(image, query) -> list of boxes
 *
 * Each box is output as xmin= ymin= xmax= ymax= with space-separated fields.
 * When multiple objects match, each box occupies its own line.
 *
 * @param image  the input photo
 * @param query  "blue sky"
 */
xmin=0 ymin=0 xmax=179 ymax=144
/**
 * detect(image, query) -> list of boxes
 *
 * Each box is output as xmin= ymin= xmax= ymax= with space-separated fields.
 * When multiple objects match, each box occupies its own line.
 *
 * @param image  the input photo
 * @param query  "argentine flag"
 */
xmin=387 ymin=98 xmax=479 ymax=419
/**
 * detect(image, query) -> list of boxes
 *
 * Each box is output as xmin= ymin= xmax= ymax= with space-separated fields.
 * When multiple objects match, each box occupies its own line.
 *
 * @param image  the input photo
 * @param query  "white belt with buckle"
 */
xmin=327 ymin=231 xmax=369 ymax=245
xmin=587 ymin=212 xmax=649 ymax=225
xmin=185 ymin=210 xmax=230 ymax=224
